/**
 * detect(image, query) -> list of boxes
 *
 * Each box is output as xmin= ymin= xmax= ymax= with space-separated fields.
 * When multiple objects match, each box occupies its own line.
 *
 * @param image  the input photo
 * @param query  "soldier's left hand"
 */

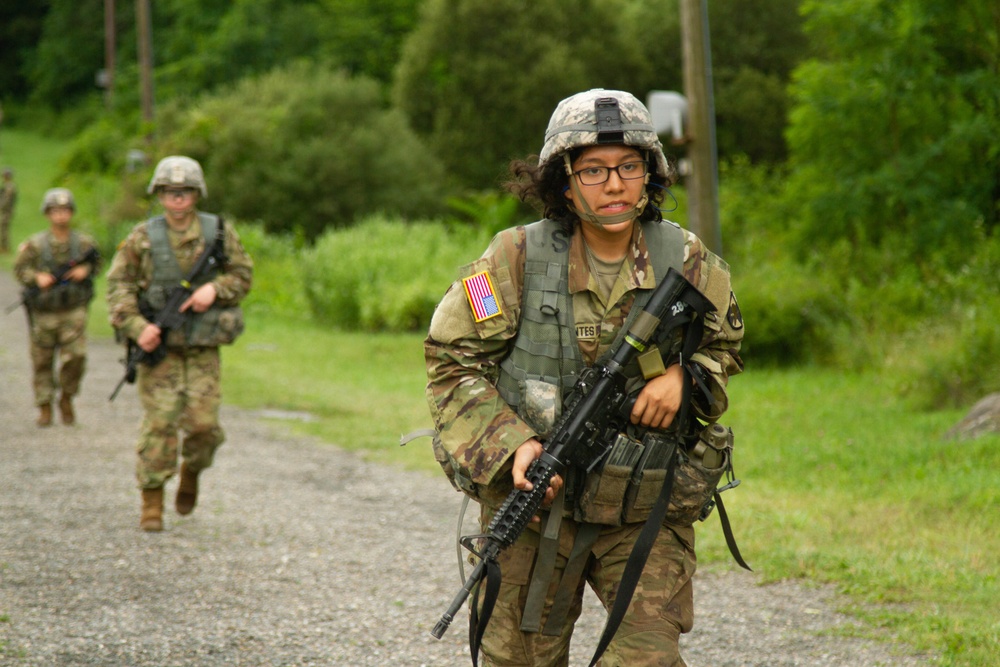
xmin=180 ymin=283 xmax=217 ymax=313
xmin=630 ymin=364 xmax=684 ymax=429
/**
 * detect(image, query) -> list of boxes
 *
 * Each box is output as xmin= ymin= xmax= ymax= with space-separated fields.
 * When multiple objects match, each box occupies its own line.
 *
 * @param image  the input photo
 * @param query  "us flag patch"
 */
xmin=463 ymin=271 xmax=502 ymax=322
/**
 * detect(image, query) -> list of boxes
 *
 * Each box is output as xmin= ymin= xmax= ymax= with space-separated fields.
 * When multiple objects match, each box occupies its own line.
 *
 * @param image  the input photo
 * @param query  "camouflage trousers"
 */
xmin=135 ymin=346 xmax=225 ymax=489
xmin=476 ymin=505 xmax=696 ymax=667
xmin=27 ymin=306 xmax=88 ymax=406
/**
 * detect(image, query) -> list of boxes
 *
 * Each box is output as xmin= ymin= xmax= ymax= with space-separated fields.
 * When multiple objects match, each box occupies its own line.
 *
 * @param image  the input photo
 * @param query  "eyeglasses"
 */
xmin=572 ymin=160 xmax=648 ymax=186
xmin=160 ymin=188 xmax=197 ymax=198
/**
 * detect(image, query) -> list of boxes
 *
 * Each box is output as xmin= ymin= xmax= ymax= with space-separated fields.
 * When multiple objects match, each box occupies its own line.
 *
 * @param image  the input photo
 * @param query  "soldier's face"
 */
xmin=46 ymin=206 xmax=73 ymax=226
xmin=564 ymin=145 xmax=647 ymax=231
xmin=158 ymin=188 xmax=199 ymax=222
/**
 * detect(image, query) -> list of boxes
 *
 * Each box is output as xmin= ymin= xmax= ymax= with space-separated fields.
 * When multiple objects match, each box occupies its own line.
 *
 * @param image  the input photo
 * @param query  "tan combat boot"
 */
xmin=140 ymin=488 xmax=164 ymax=532
xmin=175 ymin=462 xmax=199 ymax=516
xmin=37 ymin=404 xmax=53 ymax=427
xmin=59 ymin=394 xmax=75 ymax=425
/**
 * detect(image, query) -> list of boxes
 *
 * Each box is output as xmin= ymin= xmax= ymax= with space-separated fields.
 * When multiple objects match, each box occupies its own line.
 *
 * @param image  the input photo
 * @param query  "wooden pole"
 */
xmin=136 ymin=0 xmax=154 ymax=135
xmin=680 ymin=0 xmax=722 ymax=255
xmin=104 ymin=0 xmax=115 ymax=109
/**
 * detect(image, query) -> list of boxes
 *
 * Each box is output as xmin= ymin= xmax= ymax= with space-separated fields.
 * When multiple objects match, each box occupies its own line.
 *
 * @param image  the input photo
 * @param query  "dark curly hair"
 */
xmin=503 ymin=149 xmax=676 ymax=232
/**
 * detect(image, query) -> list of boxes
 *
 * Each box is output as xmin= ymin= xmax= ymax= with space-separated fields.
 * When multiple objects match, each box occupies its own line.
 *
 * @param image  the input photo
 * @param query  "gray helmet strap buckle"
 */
xmin=595 ymin=97 xmax=624 ymax=144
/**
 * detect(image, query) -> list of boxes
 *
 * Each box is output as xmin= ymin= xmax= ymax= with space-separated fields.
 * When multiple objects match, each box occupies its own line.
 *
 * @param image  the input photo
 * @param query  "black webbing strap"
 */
xmin=713 ymin=491 xmax=752 ymax=571
xmin=586 ymin=309 xmax=706 ymax=666
xmin=587 ymin=448 xmax=678 ymax=667
xmin=469 ymin=558 xmax=502 ymax=667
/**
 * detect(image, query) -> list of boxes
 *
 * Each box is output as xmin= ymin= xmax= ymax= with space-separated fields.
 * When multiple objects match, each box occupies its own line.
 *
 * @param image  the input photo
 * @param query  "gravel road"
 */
xmin=0 ymin=271 xmax=933 ymax=666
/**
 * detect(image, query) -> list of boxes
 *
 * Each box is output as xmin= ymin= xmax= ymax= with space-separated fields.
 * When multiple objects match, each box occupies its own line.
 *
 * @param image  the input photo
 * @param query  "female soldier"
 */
xmin=425 ymin=89 xmax=744 ymax=666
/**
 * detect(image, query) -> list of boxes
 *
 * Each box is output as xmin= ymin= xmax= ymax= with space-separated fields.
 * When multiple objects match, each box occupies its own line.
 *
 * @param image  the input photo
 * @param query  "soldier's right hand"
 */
xmin=137 ymin=323 xmax=162 ymax=353
xmin=35 ymin=272 xmax=56 ymax=289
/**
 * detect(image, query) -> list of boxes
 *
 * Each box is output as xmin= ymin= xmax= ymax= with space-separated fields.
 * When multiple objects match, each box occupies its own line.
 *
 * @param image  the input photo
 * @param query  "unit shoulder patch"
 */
xmin=726 ymin=291 xmax=743 ymax=330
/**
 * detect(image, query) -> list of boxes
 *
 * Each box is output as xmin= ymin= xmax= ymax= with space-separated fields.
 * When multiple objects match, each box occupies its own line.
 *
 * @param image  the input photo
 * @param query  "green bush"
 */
xmin=302 ymin=216 xmax=490 ymax=331
xmin=236 ymin=223 xmax=309 ymax=321
xmin=154 ymin=62 xmax=451 ymax=239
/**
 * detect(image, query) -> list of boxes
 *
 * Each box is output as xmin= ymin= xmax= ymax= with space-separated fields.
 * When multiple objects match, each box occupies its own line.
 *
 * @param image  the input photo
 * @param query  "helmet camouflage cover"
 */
xmin=539 ymin=89 xmax=673 ymax=181
xmin=146 ymin=155 xmax=208 ymax=197
xmin=40 ymin=187 xmax=75 ymax=213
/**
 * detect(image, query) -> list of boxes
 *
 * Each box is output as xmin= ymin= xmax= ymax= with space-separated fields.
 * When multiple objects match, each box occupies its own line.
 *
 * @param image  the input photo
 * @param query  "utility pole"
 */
xmin=680 ymin=0 xmax=722 ymax=255
xmin=103 ymin=0 xmax=115 ymax=109
xmin=136 ymin=0 xmax=154 ymax=136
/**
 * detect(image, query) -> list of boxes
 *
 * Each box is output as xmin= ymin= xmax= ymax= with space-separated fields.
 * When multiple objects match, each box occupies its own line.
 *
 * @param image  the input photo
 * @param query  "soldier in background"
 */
xmin=106 ymin=156 xmax=253 ymax=532
xmin=14 ymin=188 xmax=101 ymax=426
xmin=1 ymin=167 xmax=17 ymax=253
xmin=425 ymin=90 xmax=744 ymax=666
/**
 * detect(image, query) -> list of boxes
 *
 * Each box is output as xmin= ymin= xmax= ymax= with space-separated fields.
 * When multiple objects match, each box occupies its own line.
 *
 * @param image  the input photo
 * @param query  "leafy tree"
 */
xmin=784 ymin=0 xmax=1000 ymax=256
xmin=25 ymin=0 xmax=106 ymax=107
xmin=393 ymin=0 xmax=652 ymax=190
xmin=0 ymin=2 xmax=49 ymax=102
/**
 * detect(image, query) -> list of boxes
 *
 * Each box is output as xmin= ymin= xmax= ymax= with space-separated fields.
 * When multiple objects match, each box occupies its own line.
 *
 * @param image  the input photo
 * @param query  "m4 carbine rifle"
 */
xmin=5 ymin=246 xmax=100 ymax=315
xmin=431 ymin=267 xmax=715 ymax=643
xmin=109 ymin=226 xmax=225 ymax=401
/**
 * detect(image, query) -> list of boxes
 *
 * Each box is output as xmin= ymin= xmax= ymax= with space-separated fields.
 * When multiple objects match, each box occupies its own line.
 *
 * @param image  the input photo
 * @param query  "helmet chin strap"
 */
xmin=563 ymin=154 xmax=648 ymax=227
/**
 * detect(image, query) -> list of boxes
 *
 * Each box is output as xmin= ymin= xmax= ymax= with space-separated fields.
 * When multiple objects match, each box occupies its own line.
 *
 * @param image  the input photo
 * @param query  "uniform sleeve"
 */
xmin=105 ymin=226 xmax=150 ymax=341
xmin=681 ymin=231 xmax=745 ymax=422
xmin=211 ymin=223 xmax=253 ymax=304
xmin=424 ymin=228 xmax=536 ymax=491
xmin=13 ymin=238 xmax=41 ymax=287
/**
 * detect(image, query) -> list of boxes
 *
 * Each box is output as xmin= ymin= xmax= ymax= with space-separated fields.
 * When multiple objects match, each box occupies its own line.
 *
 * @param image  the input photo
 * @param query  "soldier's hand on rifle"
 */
xmin=512 ymin=438 xmax=563 ymax=516
xmin=630 ymin=364 xmax=684 ymax=430
xmin=35 ymin=272 xmax=56 ymax=290
xmin=137 ymin=323 xmax=162 ymax=353
xmin=65 ymin=264 xmax=90 ymax=282
xmin=180 ymin=283 xmax=217 ymax=313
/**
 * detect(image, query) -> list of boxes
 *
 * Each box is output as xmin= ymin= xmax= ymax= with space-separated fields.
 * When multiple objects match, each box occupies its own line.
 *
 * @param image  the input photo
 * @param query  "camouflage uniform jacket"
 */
xmin=425 ymin=220 xmax=744 ymax=500
xmin=14 ymin=230 xmax=102 ymax=292
xmin=106 ymin=214 xmax=253 ymax=343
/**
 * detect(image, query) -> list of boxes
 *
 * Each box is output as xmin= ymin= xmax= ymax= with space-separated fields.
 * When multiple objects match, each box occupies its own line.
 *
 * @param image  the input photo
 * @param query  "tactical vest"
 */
xmin=495 ymin=218 xmax=684 ymax=422
xmin=141 ymin=213 xmax=244 ymax=348
xmin=28 ymin=232 xmax=94 ymax=312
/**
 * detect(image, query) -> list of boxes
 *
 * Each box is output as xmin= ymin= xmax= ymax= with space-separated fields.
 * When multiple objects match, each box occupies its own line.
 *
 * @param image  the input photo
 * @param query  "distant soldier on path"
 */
xmin=106 ymin=155 xmax=253 ymax=532
xmin=13 ymin=188 xmax=101 ymax=426
xmin=1 ymin=167 xmax=17 ymax=253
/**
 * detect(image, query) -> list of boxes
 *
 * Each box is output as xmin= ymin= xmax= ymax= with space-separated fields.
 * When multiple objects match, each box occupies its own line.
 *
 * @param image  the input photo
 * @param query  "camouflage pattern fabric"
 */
xmin=539 ymin=89 xmax=672 ymax=181
xmin=425 ymin=219 xmax=743 ymax=500
xmin=26 ymin=307 xmax=89 ymax=405
xmin=135 ymin=347 xmax=223 ymax=489
xmin=105 ymin=212 xmax=252 ymax=489
xmin=475 ymin=505 xmax=695 ymax=667
xmin=14 ymin=230 xmax=101 ymax=405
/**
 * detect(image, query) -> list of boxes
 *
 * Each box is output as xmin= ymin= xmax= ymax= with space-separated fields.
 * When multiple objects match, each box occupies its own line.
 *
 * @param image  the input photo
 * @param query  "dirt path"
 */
xmin=0 ymin=271 xmax=931 ymax=666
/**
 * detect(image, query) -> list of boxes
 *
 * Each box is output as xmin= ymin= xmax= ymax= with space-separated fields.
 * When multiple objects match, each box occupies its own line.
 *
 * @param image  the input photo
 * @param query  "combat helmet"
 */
xmin=40 ymin=188 xmax=75 ymax=213
xmin=539 ymin=89 xmax=672 ymax=181
xmin=146 ymin=156 xmax=207 ymax=197
xmin=539 ymin=89 xmax=673 ymax=226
